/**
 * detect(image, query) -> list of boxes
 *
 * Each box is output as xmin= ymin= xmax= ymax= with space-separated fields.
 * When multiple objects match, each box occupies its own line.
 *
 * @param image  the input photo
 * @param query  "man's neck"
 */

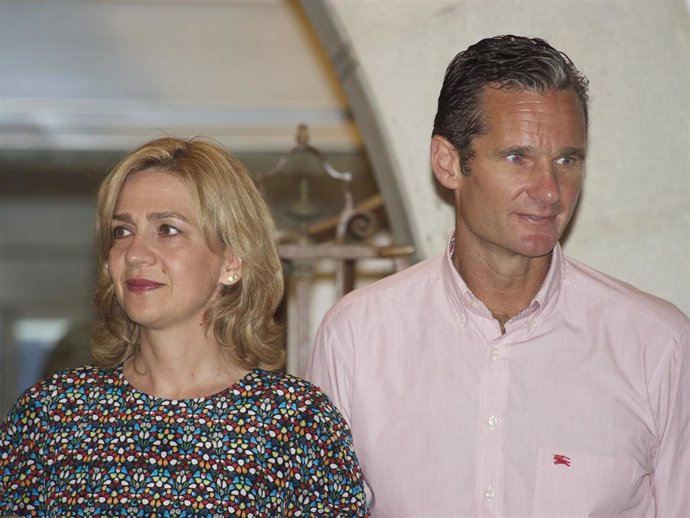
xmin=453 ymin=241 xmax=552 ymax=332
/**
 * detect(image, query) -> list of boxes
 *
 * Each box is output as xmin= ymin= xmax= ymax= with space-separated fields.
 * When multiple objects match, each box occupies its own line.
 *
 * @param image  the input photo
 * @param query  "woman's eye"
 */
xmin=159 ymin=224 xmax=181 ymax=236
xmin=113 ymin=226 xmax=131 ymax=239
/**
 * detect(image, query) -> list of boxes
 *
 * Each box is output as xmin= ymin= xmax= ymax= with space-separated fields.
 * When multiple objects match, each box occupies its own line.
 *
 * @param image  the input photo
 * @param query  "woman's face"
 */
xmin=107 ymin=168 xmax=239 ymax=333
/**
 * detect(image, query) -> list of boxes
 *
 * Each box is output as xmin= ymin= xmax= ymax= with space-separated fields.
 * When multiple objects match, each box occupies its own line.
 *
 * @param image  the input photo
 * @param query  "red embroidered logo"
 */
xmin=553 ymin=454 xmax=571 ymax=467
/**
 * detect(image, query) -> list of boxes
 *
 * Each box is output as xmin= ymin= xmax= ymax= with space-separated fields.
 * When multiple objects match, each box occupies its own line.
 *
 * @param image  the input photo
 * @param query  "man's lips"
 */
xmin=516 ymin=212 xmax=558 ymax=224
xmin=125 ymin=278 xmax=163 ymax=292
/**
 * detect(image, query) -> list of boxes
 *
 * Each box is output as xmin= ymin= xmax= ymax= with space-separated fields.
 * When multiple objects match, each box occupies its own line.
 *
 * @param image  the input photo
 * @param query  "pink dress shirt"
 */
xmin=308 ymin=241 xmax=690 ymax=517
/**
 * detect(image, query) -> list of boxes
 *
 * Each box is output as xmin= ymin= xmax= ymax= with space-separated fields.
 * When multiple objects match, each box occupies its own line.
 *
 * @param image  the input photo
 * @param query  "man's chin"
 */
xmin=515 ymin=237 xmax=559 ymax=259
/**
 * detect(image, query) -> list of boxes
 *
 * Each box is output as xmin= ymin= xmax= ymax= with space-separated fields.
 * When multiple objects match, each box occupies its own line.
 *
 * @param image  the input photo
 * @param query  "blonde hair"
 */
xmin=92 ymin=136 xmax=285 ymax=371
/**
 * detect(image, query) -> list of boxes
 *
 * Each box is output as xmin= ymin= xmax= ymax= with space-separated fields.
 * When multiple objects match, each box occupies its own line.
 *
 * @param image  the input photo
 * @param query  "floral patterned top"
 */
xmin=0 ymin=366 xmax=368 ymax=517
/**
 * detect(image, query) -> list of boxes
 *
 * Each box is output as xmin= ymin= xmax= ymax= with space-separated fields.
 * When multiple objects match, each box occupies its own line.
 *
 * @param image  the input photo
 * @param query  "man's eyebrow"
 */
xmin=490 ymin=146 xmax=586 ymax=159
xmin=492 ymin=145 xmax=534 ymax=157
xmin=561 ymin=147 xmax=586 ymax=159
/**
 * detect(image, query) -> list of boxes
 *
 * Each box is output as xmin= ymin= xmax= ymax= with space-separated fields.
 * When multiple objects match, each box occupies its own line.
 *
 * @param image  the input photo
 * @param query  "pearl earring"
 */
xmin=228 ymin=274 xmax=239 ymax=284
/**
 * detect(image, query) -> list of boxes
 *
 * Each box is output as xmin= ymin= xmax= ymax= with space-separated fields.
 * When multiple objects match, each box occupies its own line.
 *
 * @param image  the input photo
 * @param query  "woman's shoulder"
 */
xmin=2 ymin=365 xmax=121 ymax=434
xmin=245 ymin=369 xmax=346 ymax=428
xmin=31 ymin=364 xmax=119 ymax=392
xmin=248 ymin=369 xmax=318 ymax=392
xmin=12 ymin=365 xmax=121 ymax=411
xmin=248 ymin=369 xmax=332 ymax=404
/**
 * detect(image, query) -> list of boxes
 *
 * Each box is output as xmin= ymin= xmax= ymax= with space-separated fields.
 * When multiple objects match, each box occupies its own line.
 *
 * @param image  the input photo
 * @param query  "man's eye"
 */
xmin=506 ymin=154 xmax=523 ymax=163
xmin=113 ymin=226 xmax=131 ymax=239
xmin=556 ymin=156 xmax=576 ymax=166
xmin=159 ymin=224 xmax=181 ymax=236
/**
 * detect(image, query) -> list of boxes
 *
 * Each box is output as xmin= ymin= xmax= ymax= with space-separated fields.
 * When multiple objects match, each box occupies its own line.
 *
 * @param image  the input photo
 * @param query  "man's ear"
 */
xmin=219 ymin=251 xmax=243 ymax=286
xmin=431 ymin=135 xmax=463 ymax=190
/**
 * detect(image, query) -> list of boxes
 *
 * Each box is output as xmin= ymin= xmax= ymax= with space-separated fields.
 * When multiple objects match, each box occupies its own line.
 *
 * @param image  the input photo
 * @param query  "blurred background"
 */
xmin=1 ymin=0 xmax=688 ymax=416
xmin=0 ymin=0 xmax=392 ymax=415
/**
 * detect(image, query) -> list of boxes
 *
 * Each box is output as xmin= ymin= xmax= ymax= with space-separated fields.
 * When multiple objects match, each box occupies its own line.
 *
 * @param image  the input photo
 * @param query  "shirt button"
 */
xmin=530 ymin=320 xmax=538 ymax=329
xmin=484 ymin=487 xmax=496 ymax=500
xmin=458 ymin=313 xmax=466 ymax=326
xmin=490 ymin=347 xmax=500 ymax=359
xmin=487 ymin=415 xmax=498 ymax=429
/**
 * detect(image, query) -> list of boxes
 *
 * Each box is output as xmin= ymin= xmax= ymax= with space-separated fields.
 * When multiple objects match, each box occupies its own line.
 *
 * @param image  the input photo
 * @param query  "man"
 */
xmin=308 ymin=35 xmax=690 ymax=517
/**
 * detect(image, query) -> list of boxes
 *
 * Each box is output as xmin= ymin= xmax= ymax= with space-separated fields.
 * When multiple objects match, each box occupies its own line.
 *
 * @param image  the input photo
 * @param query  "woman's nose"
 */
xmin=124 ymin=232 xmax=156 ymax=266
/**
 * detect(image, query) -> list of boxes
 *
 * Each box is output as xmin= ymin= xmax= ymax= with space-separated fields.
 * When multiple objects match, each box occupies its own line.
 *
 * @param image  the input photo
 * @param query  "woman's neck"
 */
xmin=123 ymin=327 xmax=249 ymax=399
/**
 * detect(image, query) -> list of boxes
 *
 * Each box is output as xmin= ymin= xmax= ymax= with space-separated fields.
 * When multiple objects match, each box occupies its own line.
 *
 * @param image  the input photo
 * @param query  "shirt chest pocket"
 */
xmin=533 ymin=448 xmax=648 ymax=517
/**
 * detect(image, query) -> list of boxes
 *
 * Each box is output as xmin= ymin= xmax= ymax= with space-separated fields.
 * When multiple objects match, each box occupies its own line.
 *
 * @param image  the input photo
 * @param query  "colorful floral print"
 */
xmin=0 ymin=366 xmax=368 ymax=517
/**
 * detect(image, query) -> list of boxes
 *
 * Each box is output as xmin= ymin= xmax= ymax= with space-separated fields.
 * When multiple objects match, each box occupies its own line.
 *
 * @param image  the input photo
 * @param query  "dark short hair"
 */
xmin=432 ymin=35 xmax=589 ymax=174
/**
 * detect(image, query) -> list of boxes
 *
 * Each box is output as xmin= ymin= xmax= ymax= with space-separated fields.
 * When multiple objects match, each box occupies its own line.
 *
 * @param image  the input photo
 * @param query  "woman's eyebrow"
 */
xmin=147 ymin=211 xmax=189 ymax=222
xmin=111 ymin=211 xmax=189 ymax=222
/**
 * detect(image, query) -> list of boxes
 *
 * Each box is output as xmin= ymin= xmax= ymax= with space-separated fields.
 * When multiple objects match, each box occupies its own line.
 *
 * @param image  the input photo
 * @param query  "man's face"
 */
xmin=452 ymin=87 xmax=587 ymax=262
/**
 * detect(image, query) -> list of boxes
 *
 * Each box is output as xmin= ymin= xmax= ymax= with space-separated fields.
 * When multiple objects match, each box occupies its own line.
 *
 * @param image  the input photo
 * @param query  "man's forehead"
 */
xmin=478 ymin=86 xmax=587 ymax=130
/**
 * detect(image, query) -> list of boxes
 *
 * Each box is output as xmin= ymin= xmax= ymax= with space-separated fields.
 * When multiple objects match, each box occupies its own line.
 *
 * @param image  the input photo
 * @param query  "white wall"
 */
xmin=305 ymin=0 xmax=690 ymax=315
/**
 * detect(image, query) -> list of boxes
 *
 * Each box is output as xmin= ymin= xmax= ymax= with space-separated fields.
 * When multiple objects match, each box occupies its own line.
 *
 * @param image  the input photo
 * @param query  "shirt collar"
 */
xmin=442 ymin=233 xmax=565 ymax=324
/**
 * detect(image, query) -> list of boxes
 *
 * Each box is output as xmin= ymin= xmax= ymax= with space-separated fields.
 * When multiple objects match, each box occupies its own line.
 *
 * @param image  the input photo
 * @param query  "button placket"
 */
xmin=458 ymin=313 xmax=466 ymax=326
xmin=487 ymin=415 xmax=498 ymax=429
xmin=479 ymin=337 xmax=510 ymax=514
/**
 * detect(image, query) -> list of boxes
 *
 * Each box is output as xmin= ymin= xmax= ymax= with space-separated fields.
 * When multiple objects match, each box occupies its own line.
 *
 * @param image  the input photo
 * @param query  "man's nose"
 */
xmin=526 ymin=160 xmax=561 ymax=204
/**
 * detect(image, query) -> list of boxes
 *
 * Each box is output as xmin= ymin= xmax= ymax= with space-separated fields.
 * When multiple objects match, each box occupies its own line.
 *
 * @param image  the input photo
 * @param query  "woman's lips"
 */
xmin=125 ymin=278 xmax=163 ymax=292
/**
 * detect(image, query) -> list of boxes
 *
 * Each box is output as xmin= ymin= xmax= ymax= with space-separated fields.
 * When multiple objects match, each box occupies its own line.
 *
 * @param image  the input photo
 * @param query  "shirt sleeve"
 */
xmin=307 ymin=309 xmax=354 ymax=425
xmin=308 ymin=304 xmax=376 ymax=507
xmin=650 ymin=327 xmax=690 ymax=515
xmin=0 ymin=386 xmax=48 ymax=517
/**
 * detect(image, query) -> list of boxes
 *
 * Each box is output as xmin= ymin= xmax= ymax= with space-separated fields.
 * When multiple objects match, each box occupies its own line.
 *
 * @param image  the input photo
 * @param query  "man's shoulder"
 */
xmin=327 ymin=253 xmax=444 ymax=315
xmin=564 ymin=255 xmax=689 ymax=330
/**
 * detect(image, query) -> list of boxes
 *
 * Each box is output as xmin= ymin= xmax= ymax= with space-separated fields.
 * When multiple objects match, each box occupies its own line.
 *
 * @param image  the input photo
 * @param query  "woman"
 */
xmin=0 ymin=137 xmax=368 ymax=517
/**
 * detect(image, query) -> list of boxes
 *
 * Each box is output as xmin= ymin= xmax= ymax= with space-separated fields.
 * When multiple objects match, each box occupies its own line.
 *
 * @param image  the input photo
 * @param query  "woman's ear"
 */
xmin=431 ymin=135 xmax=463 ymax=190
xmin=219 ymin=251 xmax=243 ymax=286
